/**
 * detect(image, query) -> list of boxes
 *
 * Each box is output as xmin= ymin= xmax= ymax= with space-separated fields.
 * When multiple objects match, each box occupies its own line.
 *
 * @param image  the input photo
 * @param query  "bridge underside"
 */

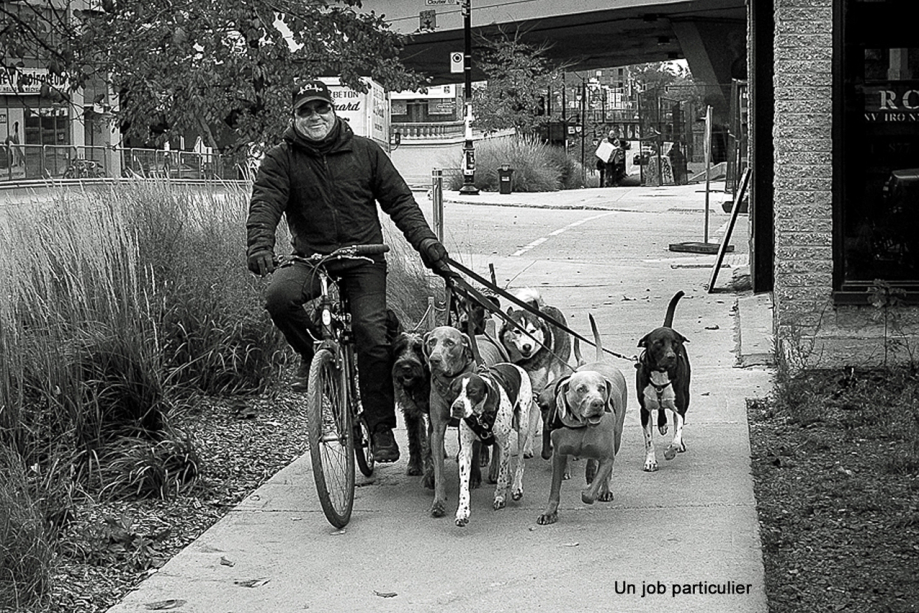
xmin=398 ymin=0 xmax=745 ymax=114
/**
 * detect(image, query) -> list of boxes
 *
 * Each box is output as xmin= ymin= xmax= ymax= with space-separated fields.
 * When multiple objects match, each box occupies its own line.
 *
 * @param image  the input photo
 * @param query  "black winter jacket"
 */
xmin=246 ymin=120 xmax=437 ymax=259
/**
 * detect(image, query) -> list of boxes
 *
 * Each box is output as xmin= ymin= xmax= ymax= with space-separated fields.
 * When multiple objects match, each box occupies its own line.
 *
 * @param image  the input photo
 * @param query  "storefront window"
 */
xmin=838 ymin=0 xmax=919 ymax=293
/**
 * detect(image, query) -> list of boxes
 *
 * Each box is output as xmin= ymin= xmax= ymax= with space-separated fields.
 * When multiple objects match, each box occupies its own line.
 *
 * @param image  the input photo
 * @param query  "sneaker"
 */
xmin=291 ymin=356 xmax=311 ymax=392
xmin=371 ymin=428 xmax=400 ymax=463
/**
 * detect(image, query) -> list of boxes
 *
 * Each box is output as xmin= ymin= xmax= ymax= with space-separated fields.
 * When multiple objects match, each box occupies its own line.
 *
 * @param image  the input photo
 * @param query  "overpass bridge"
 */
xmin=379 ymin=0 xmax=746 ymax=115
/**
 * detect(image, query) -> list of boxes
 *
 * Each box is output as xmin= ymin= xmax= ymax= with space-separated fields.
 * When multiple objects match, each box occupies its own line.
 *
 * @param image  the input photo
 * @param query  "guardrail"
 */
xmin=392 ymin=121 xmax=465 ymax=140
xmin=1 ymin=144 xmax=249 ymax=182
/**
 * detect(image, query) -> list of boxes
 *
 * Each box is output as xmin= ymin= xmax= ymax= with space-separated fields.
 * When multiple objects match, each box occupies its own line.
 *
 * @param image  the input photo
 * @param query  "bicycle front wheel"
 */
xmin=307 ymin=347 xmax=355 ymax=528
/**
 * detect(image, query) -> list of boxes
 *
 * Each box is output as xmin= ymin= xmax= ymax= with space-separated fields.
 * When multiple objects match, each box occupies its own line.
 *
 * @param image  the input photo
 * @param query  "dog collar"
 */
xmin=464 ymin=410 xmax=497 ymax=445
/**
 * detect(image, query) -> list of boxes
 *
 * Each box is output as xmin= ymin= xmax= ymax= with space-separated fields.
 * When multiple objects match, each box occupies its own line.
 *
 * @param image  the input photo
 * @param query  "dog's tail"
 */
xmin=573 ymin=336 xmax=584 ymax=367
xmin=588 ymin=313 xmax=603 ymax=363
xmin=663 ymin=291 xmax=685 ymax=328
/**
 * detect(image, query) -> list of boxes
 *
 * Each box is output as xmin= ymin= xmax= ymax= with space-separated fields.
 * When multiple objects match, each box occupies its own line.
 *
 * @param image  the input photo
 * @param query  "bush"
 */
xmin=446 ymin=135 xmax=588 ymax=192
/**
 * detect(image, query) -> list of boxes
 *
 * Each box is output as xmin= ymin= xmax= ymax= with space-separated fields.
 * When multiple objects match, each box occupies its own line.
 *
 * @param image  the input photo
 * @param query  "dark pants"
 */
xmin=264 ymin=259 xmax=395 ymax=434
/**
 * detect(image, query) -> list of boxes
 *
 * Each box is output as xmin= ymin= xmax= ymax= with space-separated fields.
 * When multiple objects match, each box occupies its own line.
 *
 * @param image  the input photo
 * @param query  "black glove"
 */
xmin=419 ymin=238 xmax=458 ymax=280
xmin=247 ymin=250 xmax=276 ymax=277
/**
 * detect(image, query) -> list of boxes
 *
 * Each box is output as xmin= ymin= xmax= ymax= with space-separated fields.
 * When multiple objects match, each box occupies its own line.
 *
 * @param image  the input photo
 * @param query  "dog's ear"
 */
xmin=460 ymin=331 xmax=474 ymax=361
xmin=422 ymin=331 xmax=434 ymax=358
xmin=637 ymin=333 xmax=650 ymax=348
xmin=675 ymin=330 xmax=688 ymax=344
xmin=604 ymin=378 xmax=614 ymax=413
xmin=555 ymin=379 xmax=572 ymax=422
xmin=482 ymin=379 xmax=499 ymax=416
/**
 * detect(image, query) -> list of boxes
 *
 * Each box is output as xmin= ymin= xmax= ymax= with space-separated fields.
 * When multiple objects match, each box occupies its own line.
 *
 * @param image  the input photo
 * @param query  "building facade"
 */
xmin=765 ymin=0 xmax=919 ymax=368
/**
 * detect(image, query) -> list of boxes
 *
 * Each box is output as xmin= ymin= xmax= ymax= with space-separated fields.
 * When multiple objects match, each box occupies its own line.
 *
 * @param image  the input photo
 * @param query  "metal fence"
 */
xmin=0 ymin=144 xmax=248 ymax=182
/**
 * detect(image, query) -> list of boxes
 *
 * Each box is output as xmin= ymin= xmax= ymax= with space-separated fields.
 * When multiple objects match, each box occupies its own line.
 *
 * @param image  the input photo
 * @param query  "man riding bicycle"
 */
xmin=246 ymin=80 xmax=455 ymax=463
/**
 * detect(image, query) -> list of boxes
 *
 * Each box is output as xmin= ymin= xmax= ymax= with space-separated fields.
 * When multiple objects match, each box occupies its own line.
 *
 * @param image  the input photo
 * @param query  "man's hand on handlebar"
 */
xmin=247 ymin=250 xmax=276 ymax=277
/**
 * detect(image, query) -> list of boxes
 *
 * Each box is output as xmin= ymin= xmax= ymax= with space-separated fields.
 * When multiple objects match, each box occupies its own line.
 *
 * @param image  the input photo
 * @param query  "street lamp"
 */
xmin=458 ymin=0 xmax=479 ymax=195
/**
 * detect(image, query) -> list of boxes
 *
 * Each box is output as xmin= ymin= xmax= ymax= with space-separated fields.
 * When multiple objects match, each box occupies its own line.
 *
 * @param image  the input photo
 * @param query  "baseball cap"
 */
xmin=292 ymin=80 xmax=333 ymax=111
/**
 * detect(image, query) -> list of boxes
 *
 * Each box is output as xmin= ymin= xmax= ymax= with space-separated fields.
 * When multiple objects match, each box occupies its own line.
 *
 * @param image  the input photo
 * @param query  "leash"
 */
xmin=446 ymin=257 xmax=637 ymax=364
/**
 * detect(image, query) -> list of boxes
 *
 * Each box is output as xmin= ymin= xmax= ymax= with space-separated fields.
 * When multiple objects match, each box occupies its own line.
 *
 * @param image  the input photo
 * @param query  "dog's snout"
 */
xmin=451 ymin=400 xmax=466 ymax=420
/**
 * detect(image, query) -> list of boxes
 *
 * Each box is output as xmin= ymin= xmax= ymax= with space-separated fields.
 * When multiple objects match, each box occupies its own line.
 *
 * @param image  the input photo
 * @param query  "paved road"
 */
xmin=107 ymin=183 xmax=774 ymax=613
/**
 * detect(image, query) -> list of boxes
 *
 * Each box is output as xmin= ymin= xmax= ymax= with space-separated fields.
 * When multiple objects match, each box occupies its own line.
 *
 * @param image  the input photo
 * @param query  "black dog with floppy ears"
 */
xmin=635 ymin=291 xmax=691 ymax=472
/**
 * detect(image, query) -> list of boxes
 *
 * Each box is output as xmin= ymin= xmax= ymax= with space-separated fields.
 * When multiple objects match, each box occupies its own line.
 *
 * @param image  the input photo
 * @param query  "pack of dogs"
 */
xmin=389 ymin=288 xmax=691 ymax=527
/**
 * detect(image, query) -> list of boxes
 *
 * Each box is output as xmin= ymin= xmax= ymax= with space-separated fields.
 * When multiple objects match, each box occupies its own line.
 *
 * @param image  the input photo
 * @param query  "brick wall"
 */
xmin=771 ymin=0 xmax=919 ymax=369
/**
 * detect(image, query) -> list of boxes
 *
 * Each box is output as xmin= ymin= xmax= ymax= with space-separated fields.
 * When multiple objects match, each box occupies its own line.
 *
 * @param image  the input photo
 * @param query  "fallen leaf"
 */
xmin=144 ymin=600 xmax=186 ymax=610
xmin=220 ymin=556 xmax=235 ymax=567
xmin=374 ymin=590 xmax=398 ymax=598
xmin=235 ymin=577 xmax=270 ymax=588
xmin=561 ymin=542 xmax=579 ymax=547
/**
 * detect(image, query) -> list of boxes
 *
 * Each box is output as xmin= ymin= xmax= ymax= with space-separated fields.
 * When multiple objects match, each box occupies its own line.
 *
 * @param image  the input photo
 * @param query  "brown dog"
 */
xmin=636 ymin=291 xmax=691 ymax=472
xmin=423 ymin=326 xmax=506 ymax=518
xmin=536 ymin=315 xmax=628 ymax=525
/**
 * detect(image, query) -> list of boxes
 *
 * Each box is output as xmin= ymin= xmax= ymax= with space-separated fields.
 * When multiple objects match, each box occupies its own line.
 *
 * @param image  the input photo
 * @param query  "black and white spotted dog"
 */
xmin=449 ymin=362 xmax=532 ymax=527
xmin=391 ymin=331 xmax=431 ymax=477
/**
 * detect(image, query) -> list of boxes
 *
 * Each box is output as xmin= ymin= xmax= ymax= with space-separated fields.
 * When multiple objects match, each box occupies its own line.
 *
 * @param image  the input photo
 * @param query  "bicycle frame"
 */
xmin=313 ymin=269 xmax=359 ymax=422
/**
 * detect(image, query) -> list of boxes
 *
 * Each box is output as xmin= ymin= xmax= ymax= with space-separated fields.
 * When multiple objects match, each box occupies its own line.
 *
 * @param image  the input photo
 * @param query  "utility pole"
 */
xmin=458 ymin=0 xmax=479 ymax=195
xmin=580 ymin=77 xmax=586 ymax=183
xmin=561 ymin=73 xmax=567 ymax=153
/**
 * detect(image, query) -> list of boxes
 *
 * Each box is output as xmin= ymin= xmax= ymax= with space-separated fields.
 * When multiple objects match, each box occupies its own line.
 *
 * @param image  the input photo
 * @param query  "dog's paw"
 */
xmin=664 ymin=446 xmax=677 ymax=461
xmin=493 ymin=496 xmax=507 ymax=511
xmin=581 ymin=489 xmax=596 ymax=505
xmin=644 ymin=459 xmax=659 ymax=472
xmin=536 ymin=512 xmax=558 ymax=526
xmin=470 ymin=473 xmax=482 ymax=490
xmin=406 ymin=462 xmax=423 ymax=476
xmin=659 ymin=425 xmax=669 ymax=436
xmin=430 ymin=500 xmax=446 ymax=518
xmin=523 ymin=450 xmax=534 ymax=459
xmin=455 ymin=515 xmax=469 ymax=528
xmin=597 ymin=491 xmax=614 ymax=502
xmin=511 ymin=488 xmax=523 ymax=501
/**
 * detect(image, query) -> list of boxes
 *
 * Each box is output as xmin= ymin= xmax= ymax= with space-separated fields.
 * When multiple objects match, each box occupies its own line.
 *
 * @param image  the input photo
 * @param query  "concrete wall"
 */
xmin=772 ymin=0 xmax=919 ymax=369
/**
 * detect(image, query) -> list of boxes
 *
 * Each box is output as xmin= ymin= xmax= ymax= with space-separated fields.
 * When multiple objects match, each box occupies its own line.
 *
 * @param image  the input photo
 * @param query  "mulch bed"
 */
xmin=13 ymin=386 xmax=310 ymax=613
xmin=747 ymin=373 xmax=919 ymax=613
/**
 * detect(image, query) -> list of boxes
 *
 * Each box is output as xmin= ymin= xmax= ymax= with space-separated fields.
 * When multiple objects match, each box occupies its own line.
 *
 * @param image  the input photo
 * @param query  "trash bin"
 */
xmin=498 ymin=165 xmax=514 ymax=194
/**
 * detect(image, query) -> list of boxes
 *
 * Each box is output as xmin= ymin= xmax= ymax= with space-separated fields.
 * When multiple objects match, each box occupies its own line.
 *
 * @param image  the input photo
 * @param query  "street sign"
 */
xmin=450 ymin=51 xmax=464 ymax=74
xmin=419 ymin=9 xmax=436 ymax=30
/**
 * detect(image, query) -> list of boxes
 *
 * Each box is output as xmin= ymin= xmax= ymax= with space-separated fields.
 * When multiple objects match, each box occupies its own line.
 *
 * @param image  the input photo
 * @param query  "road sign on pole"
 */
xmin=450 ymin=51 xmax=463 ymax=74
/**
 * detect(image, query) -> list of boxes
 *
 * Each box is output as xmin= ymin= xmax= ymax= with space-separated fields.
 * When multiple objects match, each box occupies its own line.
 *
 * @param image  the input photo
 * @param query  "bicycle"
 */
xmin=283 ymin=244 xmax=389 ymax=528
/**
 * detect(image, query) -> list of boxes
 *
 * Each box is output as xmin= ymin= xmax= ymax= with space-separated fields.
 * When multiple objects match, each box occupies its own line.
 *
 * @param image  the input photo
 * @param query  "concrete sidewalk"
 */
xmin=107 ymin=183 xmax=775 ymax=613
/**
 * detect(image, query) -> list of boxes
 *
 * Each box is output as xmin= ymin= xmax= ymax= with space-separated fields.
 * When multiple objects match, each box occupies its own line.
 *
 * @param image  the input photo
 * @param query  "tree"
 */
xmin=0 ymin=0 xmax=425 ymax=151
xmin=470 ymin=30 xmax=563 ymax=136
xmin=630 ymin=61 xmax=702 ymax=124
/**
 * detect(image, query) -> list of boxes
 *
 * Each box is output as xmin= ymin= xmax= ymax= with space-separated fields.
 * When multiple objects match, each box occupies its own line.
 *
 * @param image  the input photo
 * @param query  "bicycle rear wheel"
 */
xmin=307 ymin=347 xmax=355 ymax=528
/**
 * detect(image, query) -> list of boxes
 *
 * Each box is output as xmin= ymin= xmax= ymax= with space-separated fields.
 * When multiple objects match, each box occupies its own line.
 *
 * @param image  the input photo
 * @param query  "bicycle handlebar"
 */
xmin=281 ymin=244 xmax=390 ymax=267
xmin=346 ymin=244 xmax=390 ymax=256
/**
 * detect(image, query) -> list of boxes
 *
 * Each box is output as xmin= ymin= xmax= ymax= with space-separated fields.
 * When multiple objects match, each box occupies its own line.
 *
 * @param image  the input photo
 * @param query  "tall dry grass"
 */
xmin=0 ymin=178 xmax=440 ymax=607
